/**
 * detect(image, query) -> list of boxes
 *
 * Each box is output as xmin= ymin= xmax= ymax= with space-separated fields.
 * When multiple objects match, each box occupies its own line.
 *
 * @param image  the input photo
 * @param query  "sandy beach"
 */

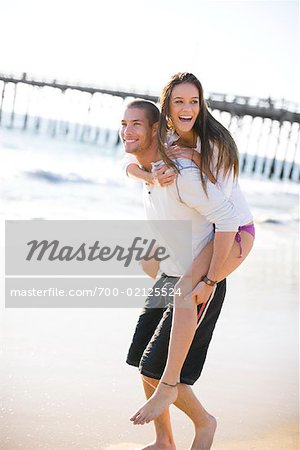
xmin=1 ymin=219 xmax=298 ymax=450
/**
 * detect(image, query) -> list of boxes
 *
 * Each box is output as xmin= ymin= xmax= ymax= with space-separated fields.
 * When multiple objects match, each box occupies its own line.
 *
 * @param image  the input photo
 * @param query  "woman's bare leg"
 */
xmin=139 ymin=377 xmax=176 ymax=450
xmin=130 ymin=233 xmax=254 ymax=425
xmin=208 ymin=230 xmax=254 ymax=283
xmin=138 ymin=377 xmax=217 ymax=450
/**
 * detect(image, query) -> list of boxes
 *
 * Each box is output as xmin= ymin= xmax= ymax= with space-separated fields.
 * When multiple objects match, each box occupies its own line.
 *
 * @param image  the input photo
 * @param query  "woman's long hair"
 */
xmin=157 ymin=72 xmax=239 ymax=192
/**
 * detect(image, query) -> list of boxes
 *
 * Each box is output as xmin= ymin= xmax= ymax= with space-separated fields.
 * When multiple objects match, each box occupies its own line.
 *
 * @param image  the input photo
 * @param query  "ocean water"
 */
xmin=0 ymin=127 xmax=298 ymax=225
xmin=0 ymin=128 xmax=143 ymax=220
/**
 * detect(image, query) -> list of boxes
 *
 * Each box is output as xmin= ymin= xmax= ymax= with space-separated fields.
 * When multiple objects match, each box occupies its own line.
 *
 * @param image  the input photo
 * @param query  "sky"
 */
xmin=1 ymin=0 xmax=299 ymax=102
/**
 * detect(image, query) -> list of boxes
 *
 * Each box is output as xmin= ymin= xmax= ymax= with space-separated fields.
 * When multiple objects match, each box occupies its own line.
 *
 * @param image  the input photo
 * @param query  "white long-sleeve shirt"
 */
xmin=143 ymin=158 xmax=240 ymax=276
xmin=122 ymin=132 xmax=253 ymax=227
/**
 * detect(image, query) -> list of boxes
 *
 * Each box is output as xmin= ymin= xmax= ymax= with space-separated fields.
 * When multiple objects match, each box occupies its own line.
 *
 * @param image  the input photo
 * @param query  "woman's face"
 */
xmin=169 ymin=82 xmax=200 ymax=135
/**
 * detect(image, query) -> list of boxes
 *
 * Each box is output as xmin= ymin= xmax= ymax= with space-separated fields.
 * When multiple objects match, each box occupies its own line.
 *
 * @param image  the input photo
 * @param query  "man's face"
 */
xmin=120 ymin=107 xmax=155 ymax=155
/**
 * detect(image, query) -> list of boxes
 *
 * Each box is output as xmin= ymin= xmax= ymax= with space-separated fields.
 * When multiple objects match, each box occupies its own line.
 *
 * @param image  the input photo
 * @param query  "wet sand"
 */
xmin=1 ymin=220 xmax=298 ymax=449
xmin=106 ymin=422 xmax=299 ymax=450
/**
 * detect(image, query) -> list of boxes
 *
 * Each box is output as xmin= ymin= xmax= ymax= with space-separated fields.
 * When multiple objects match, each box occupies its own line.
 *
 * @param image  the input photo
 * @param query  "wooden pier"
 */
xmin=0 ymin=72 xmax=299 ymax=182
xmin=1 ymin=72 xmax=299 ymax=123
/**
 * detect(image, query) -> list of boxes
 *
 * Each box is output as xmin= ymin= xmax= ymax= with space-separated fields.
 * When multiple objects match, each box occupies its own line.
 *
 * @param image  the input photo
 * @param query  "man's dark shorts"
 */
xmin=126 ymin=273 xmax=226 ymax=385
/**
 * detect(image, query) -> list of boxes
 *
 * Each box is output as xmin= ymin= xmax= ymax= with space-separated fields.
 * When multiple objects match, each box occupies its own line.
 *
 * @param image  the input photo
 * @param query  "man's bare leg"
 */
xmin=176 ymin=383 xmax=217 ymax=450
xmin=139 ymin=376 xmax=176 ymax=450
xmin=139 ymin=377 xmax=216 ymax=450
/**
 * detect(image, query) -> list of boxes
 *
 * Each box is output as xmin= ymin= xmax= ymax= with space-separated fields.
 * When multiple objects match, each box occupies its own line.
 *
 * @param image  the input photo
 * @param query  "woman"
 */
xmin=125 ymin=73 xmax=255 ymax=427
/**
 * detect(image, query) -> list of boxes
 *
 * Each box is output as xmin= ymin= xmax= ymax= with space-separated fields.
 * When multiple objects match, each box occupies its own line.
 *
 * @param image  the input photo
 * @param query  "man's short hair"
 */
xmin=126 ymin=100 xmax=160 ymax=126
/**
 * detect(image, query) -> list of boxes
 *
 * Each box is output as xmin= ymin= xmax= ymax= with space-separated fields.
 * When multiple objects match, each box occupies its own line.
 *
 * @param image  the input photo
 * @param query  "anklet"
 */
xmin=161 ymin=381 xmax=178 ymax=387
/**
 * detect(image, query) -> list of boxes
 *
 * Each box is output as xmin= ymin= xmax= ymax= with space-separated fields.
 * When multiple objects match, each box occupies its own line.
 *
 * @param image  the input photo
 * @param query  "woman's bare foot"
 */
xmin=140 ymin=441 xmax=176 ymax=450
xmin=130 ymin=383 xmax=178 ymax=425
xmin=190 ymin=415 xmax=217 ymax=450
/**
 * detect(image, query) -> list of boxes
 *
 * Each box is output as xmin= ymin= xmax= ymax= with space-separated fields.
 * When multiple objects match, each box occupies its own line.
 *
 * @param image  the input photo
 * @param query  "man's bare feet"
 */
xmin=130 ymin=383 xmax=178 ymax=425
xmin=140 ymin=441 xmax=176 ymax=450
xmin=190 ymin=415 xmax=217 ymax=450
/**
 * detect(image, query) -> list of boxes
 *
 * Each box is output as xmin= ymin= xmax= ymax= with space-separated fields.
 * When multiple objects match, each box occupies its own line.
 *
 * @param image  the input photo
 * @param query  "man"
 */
xmin=121 ymin=100 xmax=239 ymax=450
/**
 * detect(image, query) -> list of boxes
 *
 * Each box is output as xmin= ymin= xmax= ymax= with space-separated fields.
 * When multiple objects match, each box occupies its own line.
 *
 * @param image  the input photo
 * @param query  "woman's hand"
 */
xmin=150 ymin=166 xmax=176 ymax=187
xmin=185 ymin=280 xmax=214 ymax=305
xmin=166 ymin=146 xmax=200 ymax=167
